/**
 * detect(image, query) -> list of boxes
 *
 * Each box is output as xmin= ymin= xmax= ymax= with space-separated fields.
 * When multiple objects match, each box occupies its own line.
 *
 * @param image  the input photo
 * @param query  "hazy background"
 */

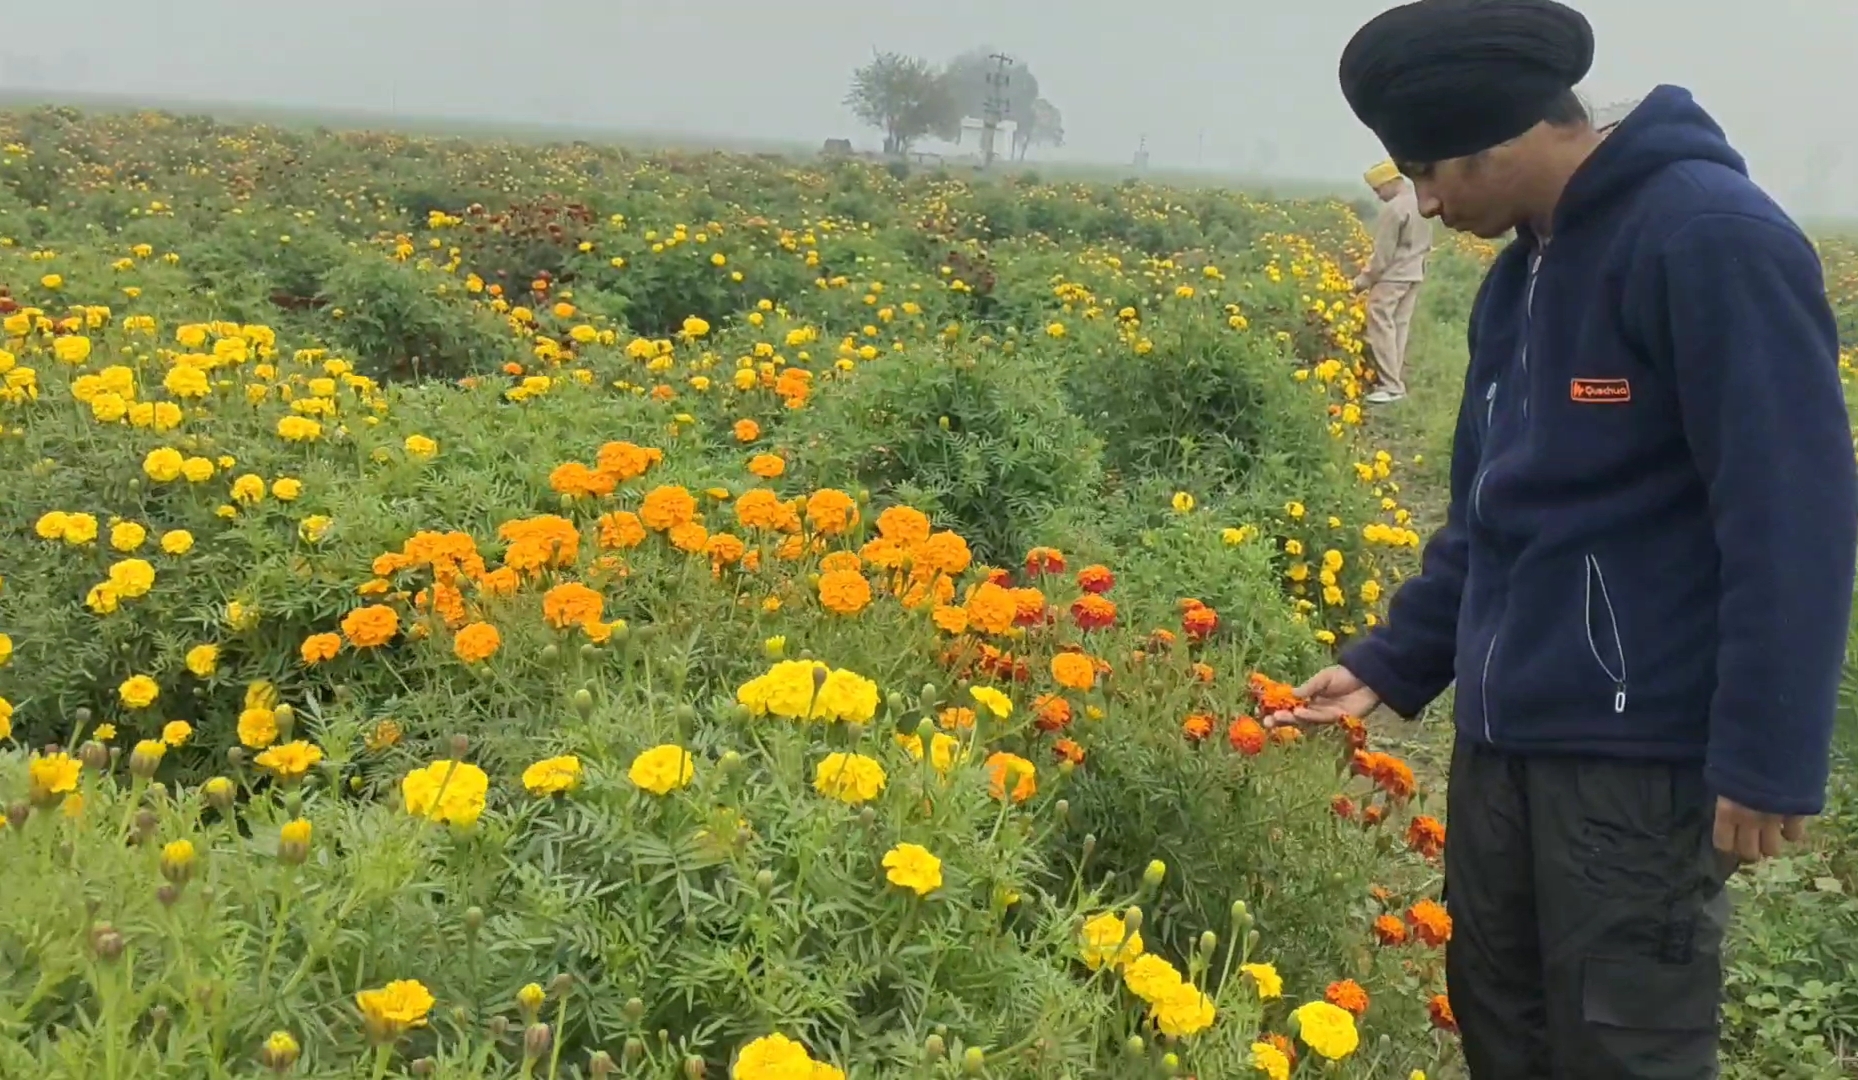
xmin=4 ymin=0 xmax=1855 ymax=216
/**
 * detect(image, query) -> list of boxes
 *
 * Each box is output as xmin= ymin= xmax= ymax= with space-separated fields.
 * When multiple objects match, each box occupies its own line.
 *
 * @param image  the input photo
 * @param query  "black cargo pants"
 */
xmin=1445 ymin=738 xmax=1735 ymax=1079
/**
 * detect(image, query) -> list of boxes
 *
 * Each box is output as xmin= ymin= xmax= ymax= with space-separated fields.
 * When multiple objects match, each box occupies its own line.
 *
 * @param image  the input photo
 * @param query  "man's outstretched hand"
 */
xmin=1714 ymin=797 xmax=1807 ymax=865
xmin=1262 ymin=665 xmax=1380 ymax=727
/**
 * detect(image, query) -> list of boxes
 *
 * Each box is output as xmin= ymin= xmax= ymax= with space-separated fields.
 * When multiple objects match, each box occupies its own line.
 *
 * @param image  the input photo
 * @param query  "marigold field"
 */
xmin=0 ymin=106 xmax=1854 ymax=1080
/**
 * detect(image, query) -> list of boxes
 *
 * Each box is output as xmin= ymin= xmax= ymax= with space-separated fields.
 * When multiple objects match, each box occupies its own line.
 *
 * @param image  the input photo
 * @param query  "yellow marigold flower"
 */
xmin=27 ymin=752 xmax=82 ymax=807
xmin=60 ymin=512 xmax=99 ymax=545
xmin=119 ymin=674 xmax=160 ymax=709
xmin=881 ymin=842 xmax=943 ymax=896
xmin=184 ymin=644 xmax=218 ymax=677
xmin=356 ymin=979 xmax=435 ymax=1042
xmin=1250 ymin=1042 xmax=1291 ymax=1080
xmin=230 ymin=474 xmax=265 ymax=505
xmin=1289 ymin=1000 xmax=1359 ymax=1060
xmin=401 ymin=761 xmax=489 ymax=827
xmin=109 ymin=520 xmax=147 ymax=551
xmin=813 ymin=752 xmax=886 ymax=804
xmin=1079 ymin=912 xmax=1144 ymax=971
xmin=271 ymin=477 xmax=303 ymax=501
xmin=1122 ymin=954 xmax=1184 ymax=1004
xmin=733 ymin=1034 xmax=815 ymax=1079
xmin=1241 ymin=962 xmax=1283 ymax=1000
xmin=181 ymin=456 xmax=214 ymax=482
xmin=1152 ymin=981 xmax=1217 ymax=1037
xmin=523 ymin=754 xmax=583 ymax=796
xmin=107 ymin=558 xmax=155 ymax=599
xmin=299 ymin=515 xmax=332 ymax=543
xmin=259 ymin=1031 xmax=301 ymax=1072
xmin=52 ymin=336 xmax=91 ymax=364
xmin=255 ymin=740 xmax=323 ymax=782
xmin=404 ymin=434 xmax=438 ymax=459
xmin=160 ymin=529 xmax=194 ymax=554
xmin=627 ymin=745 xmax=694 ymax=796
xmin=238 ymin=707 xmax=279 ymax=749
xmin=0 ymin=697 xmax=10 ymax=740
xmin=94 ymin=723 xmax=117 ymax=742
xmin=969 ymin=685 xmax=1013 ymax=720
xmin=161 ymin=720 xmax=193 ymax=746
xmin=1171 ymin=491 xmax=1195 ymax=514
xmin=163 ymin=365 xmax=210 ymax=398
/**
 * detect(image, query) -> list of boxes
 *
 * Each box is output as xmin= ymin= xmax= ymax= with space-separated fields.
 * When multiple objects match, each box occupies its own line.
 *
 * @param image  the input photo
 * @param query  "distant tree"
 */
xmin=1015 ymin=98 xmax=1064 ymax=160
xmin=943 ymin=48 xmax=1043 ymax=156
xmin=845 ymin=53 xmax=958 ymax=156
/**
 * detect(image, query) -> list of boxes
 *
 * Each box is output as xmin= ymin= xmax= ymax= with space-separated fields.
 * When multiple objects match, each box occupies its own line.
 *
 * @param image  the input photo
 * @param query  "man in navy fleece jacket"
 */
xmin=1274 ymin=1 xmax=1858 ymax=1076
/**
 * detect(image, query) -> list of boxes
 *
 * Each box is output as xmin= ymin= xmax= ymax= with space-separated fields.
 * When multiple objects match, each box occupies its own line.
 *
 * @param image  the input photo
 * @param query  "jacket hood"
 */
xmin=1555 ymin=85 xmax=1745 ymax=232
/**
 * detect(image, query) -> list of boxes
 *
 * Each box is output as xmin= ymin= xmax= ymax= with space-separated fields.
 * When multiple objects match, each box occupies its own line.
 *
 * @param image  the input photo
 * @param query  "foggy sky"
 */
xmin=5 ymin=0 xmax=1856 ymax=216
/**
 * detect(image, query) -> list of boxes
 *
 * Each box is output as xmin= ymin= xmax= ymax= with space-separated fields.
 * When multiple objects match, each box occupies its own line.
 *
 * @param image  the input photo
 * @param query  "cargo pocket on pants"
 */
xmin=1581 ymin=955 xmax=1720 ymax=1078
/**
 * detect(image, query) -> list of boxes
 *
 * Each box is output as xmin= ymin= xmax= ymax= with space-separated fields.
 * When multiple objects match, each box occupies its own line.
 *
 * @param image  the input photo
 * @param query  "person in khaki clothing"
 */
xmin=1354 ymin=159 xmax=1433 ymax=403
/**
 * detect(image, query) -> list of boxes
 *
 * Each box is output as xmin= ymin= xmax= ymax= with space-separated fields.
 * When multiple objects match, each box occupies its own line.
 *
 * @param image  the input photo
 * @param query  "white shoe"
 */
xmin=1365 ymin=390 xmax=1405 ymax=404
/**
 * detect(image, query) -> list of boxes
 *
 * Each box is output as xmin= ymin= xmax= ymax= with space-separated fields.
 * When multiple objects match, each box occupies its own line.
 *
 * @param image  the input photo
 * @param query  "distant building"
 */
xmin=821 ymin=138 xmax=853 ymax=158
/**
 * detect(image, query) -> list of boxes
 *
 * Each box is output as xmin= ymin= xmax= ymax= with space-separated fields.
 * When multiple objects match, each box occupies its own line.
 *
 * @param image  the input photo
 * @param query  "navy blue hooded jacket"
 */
xmin=1339 ymin=86 xmax=1857 ymax=816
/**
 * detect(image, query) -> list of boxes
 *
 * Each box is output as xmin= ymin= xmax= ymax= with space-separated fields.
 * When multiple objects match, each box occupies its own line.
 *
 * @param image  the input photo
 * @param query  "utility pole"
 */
xmin=981 ymin=52 xmax=1013 ymax=170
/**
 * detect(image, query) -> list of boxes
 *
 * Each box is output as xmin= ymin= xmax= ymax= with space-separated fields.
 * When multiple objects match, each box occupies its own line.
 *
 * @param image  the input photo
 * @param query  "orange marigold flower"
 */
xmin=453 ymin=622 xmax=501 ymax=663
xmin=541 ymin=582 xmax=603 ymax=630
xmin=498 ymin=514 xmax=580 ymax=573
xmin=341 ymin=605 xmax=399 ymax=648
xmin=668 ymin=521 xmax=710 ymax=553
xmin=984 ymin=751 xmax=1037 ymax=803
xmin=1070 ymin=594 xmax=1116 ymax=631
xmin=1227 ymin=715 xmax=1266 ymax=756
xmin=1024 ymin=546 xmax=1065 ymax=576
xmin=1407 ymin=899 xmax=1452 ymax=947
xmin=1052 ymin=738 xmax=1085 ymax=765
xmin=1050 ymin=652 xmax=1095 ymax=691
xmin=876 ymin=505 xmax=931 ymax=545
xmin=1249 ymin=672 xmax=1304 ymax=714
xmin=478 ymin=567 xmax=520 ymax=596
xmin=805 ymin=489 xmax=859 ymax=536
xmin=1331 ymin=794 xmax=1356 ymax=819
xmin=1372 ymin=913 xmax=1408 ymax=946
xmin=1339 ymin=713 xmax=1369 ymax=749
xmin=732 ymin=418 xmax=761 ymax=442
xmin=1010 ymin=587 xmax=1048 ymax=627
xmin=964 ymin=582 xmax=1018 ymax=636
xmin=938 ymin=706 xmax=976 ymax=730
xmin=1406 ymin=815 xmax=1447 ymax=859
xmin=1181 ymin=604 xmax=1219 ymax=641
xmin=820 ymin=550 xmax=862 ymax=575
xmin=1075 ymin=564 xmax=1115 ymax=594
xmin=1325 ymin=979 xmax=1370 ymax=1017
xmin=1363 ymin=804 xmax=1387 ymax=827
xmin=594 ymin=440 xmax=663 ymax=481
xmin=735 ymin=487 xmax=801 ymax=533
xmin=597 ymin=510 xmax=647 ymax=550
xmin=1192 ymin=661 xmax=1215 ymax=683
xmin=1266 ymin=1034 xmax=1298 ymax=1071
xmin=638 ymin=485 xmax=697 ymax=531
xmin=1270 ymin=724 xmax=1301 ymax=744
xmin=706 ymin=532 xmax=747 ymax=567
xmin=748 ymin=452 xmax=785 ymax=479
xmin=300 ymin=632 xmax=342 ymax=664
xmin=917 ymin=531 xmax=972 ymax=575
xmin=1146 ymin=628 xmax=1177 ymax=652
xmin=1182 ymin=712 xmax=1215 ymax=742
xmin=818 ymin=569 xmax=872 ymax=615
xmin=1428 ymin=993 xmax=1458 ymax=1033
xmin=549 ymin=461 xmax=616 ymax=498
xmin=1032 ymin=693 xmax=1073 ymax=732
xmin=931 ymin=604 xmax=968 ymax=634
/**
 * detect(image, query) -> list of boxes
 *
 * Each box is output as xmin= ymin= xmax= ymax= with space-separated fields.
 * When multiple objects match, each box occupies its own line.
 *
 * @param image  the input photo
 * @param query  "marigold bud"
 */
xmin=6 ymin=802 xmax=28 ymax=829
xmin=73 ymin=707 xmax=92 ymax=726
xmin=410 ymin=1059 xmax=435 ymax=1076
xmin=1143 ymin=859 xmax=1167 ymax=888
xmin=924 ymin=1034 xmax=946 ymax=1060
xmin=963 ymin=1047 xmax=986 ymax=1074
xmin=1125 ymin=1036 xmax=1145 ymax=1055
xmin=1123 ymin=906 xmax=1143 ymax=933
xmin=92 ymin=926 xmax=125 ymax=962
xmin=227 ymin=746 xmax=246 ymax=769
xmin=259 ymin=1030 xmax=301 ymax=1073
xmin=157 ymin=883 xmax=181 ymax=907
xmin=540 ymin=644 xmax=560 ymax=664
xmin=573 ymin=688 xmax=594 ymax=717
xmin=1199 ymin=930 xmax=1218 ymax=957
xmin=718 ymin=750 xmax=743 ymax=775
xmin=550 ymin=973 xmax=573 ymax=998
xmin=579 ymin=643 xmax=599 ymax=662
xmin=79 ymin=740 xmax=110 ymax=771
xmin=754 ymin=868 xmax=774 ymax=893
xmin=278 ymin=818 xmax=311 ymax=864
xmin=1161 ymin=1051 xmax=1181 ymax=1075
xmin=129 ymin=740 xmax=166 ymax=780
xmin=682 ymin=1056 xmax=706 ymax=1079
xmin=488 ymin=1015 xmax=510 ymax=1039
xmin=463 ymin=906 xmax=485 ymax=933
xmin=623 ymin=1036 xmax=645 ymax=1064
xmin=272 ymin=704 xmax=295 ymax=739
xmin=623 ymin=997 xmax=645 ymax=1021
xmin=523 ymin=1022 xmax=552 ymax=1061
xmin=448 ymin=733 xmax=470 ymax=760
xmin=516 ymin=982 xmax=546 ymax=1020
xmin=160 ymin=839 xmax=196 ymax=884
xmin=588 ymin=1051 xmax=616 ymax=1078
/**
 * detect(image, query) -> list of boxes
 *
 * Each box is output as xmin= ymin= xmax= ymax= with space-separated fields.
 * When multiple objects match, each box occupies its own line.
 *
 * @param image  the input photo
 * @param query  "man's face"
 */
xmin=1398 ymin=146 xmax=1530 ymax=238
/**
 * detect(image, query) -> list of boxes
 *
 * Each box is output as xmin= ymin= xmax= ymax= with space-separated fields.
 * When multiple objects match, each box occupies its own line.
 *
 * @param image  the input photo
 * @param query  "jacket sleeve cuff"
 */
xmin=1337 ymin=637 xmax=1435 ymax=720
xmin=1705 ymin=760 xmax=1826 ymax=817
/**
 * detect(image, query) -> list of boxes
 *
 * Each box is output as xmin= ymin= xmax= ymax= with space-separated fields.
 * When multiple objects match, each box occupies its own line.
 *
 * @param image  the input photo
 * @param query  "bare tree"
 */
xmin=1016 ymin=98 xmax=1064 ymax=160
xmin=845 ymin=53 xmax=958 ymax=156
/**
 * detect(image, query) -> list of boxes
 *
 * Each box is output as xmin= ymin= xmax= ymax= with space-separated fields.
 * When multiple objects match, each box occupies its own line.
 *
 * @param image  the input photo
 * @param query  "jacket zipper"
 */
xmin=1478 ymin=631 xmax=1499 ymax=741
xmin=1471 ymin=246 xmax=1546 ymax=526
xmin=1583 ymin=554 xmax=1629 ymax=714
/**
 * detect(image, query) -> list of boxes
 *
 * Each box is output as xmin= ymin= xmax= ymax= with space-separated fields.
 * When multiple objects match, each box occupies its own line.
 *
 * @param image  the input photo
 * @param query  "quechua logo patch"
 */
xmin=1570 ymin=378 xmax=1631 ymax=403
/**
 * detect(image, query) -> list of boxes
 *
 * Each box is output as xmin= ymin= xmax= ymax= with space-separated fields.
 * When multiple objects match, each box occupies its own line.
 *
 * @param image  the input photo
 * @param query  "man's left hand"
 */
xmin=1713 ymin=796 xmax=1808 ymax=864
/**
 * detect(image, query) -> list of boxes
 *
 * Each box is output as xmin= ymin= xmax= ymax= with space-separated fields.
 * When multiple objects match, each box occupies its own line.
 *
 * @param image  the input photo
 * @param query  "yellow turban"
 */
xmin=1364 ymin=160 xmax=1402 ymax=188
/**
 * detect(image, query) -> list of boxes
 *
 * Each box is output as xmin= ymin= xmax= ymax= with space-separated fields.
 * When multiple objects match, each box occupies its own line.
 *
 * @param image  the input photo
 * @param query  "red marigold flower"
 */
xmin=1052 ymin=738 xmax=1085 ymax=765
xmin=1362 ymin=805 xmax=1386 ymax=827
xmin=1372 ymin=913 xmax=1408 ymax=946
xmin=1070 ymin=593 xmax=1117 ymax=631
xmin=1406 ymin=815 xmax=1446 ymax=859
xmin=1325 ymin=979 xmax=1370 ymax=1017
xmin=1408 ymin=899 xmax=1452 ymax=947
xmin=1227 ymin=716 xmax=1266 ymax=756
xmin=1182 ymin=605 xmax=1218 ymax=641
xmin=1025 ymin=546 xmax=1066 ymax=577
xmin=1331 ymin=794 xmax=1356 ymax=820
xmin=985 ymin=567 xmax=1013 ymax=587
xmin=1032 ymin=693 xmax=1074 ymax=732
xmin=1009 ymin=587 xmax=1049 ymax=628
xmin=1428 ymin=993 xmax=1458 ymax=1033
xmin=1076 ymin=564 xmax=1115 ymax=594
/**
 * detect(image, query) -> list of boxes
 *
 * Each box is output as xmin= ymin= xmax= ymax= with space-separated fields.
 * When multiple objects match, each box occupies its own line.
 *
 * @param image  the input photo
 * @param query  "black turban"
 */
xmin=1340 ymin=0 xmax=1595 ymax=163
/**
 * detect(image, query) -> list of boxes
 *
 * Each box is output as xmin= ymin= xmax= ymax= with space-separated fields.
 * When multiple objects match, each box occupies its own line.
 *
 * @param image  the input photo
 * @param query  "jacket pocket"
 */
xmin=1583 ymin=554 xmax=1629 ymax=714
